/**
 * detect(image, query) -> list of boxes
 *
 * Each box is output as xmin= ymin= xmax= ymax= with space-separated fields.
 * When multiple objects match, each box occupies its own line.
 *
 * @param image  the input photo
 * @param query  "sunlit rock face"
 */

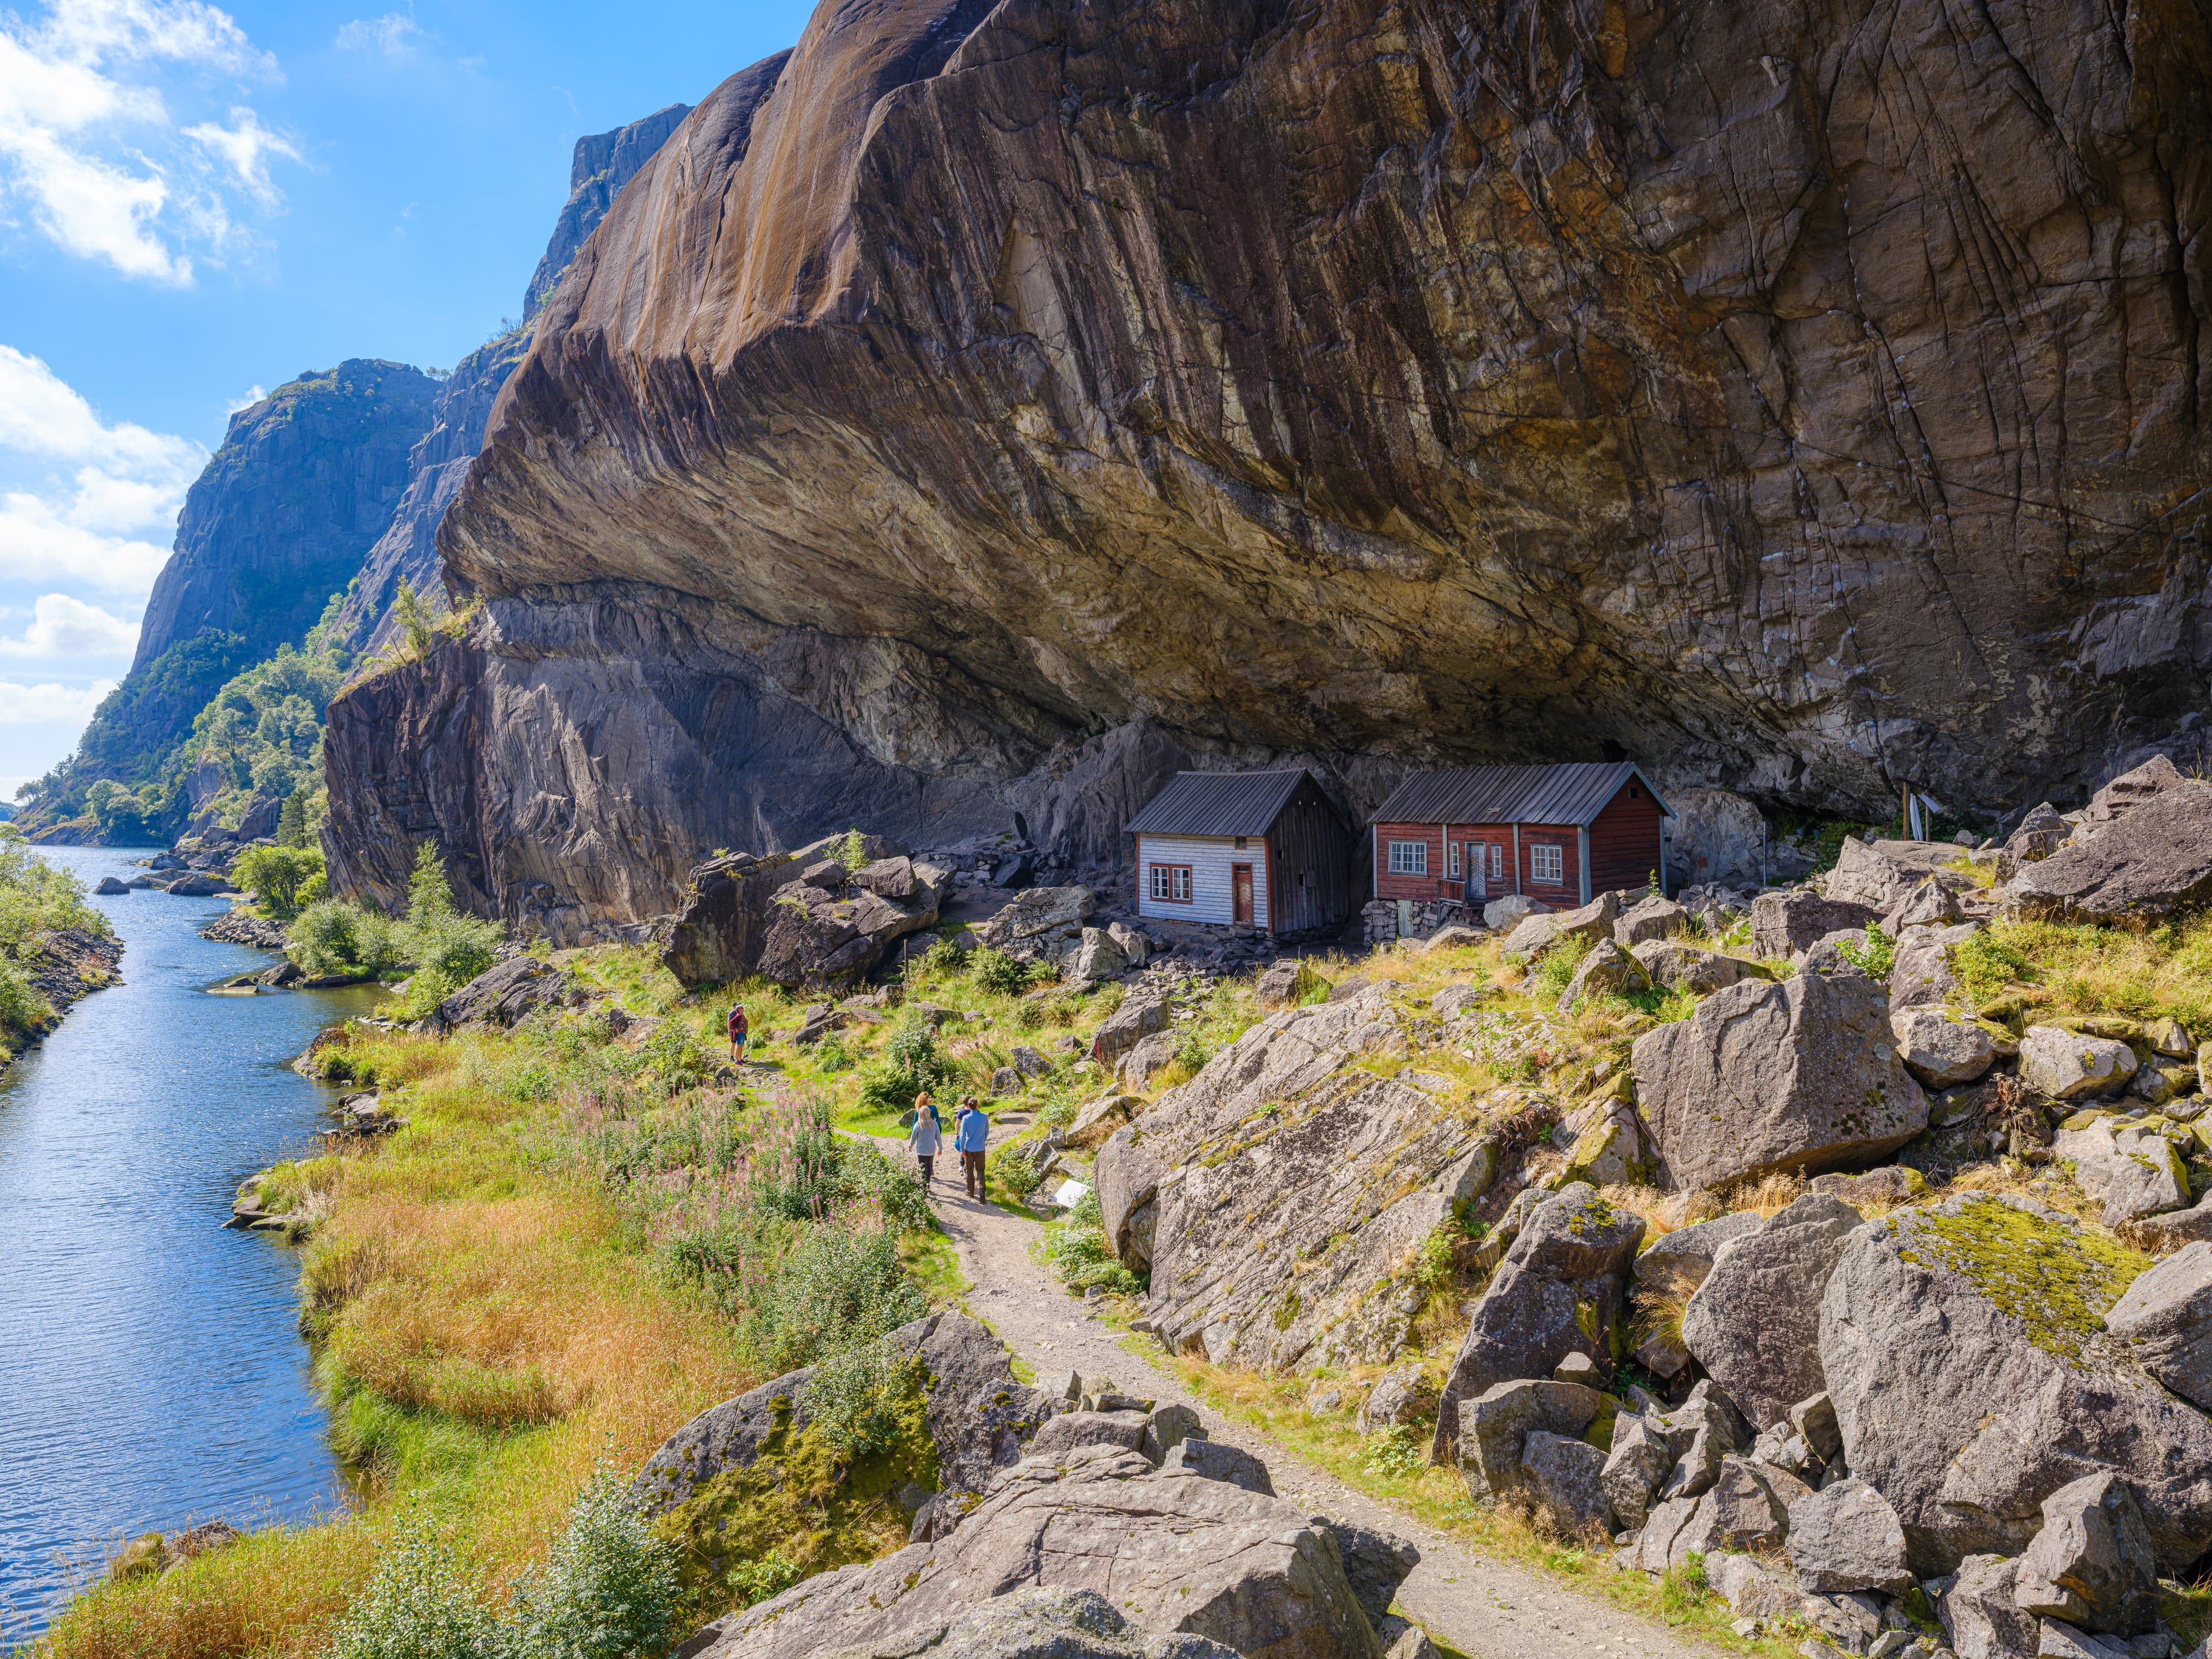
xmin=327 ymin=0 xmax=2212 ymax=935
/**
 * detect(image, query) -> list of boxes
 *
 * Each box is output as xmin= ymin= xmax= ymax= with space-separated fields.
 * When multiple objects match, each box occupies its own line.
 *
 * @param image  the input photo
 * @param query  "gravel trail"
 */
xmin=874 ymin=1124 xmax=1710 ymax=1659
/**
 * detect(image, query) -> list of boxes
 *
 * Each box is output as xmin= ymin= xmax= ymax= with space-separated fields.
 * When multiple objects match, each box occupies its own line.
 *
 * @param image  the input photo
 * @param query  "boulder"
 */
xmin=1502 ymin=892 xmax=1622 ymax=959
xmin=1631 ymin=1210 xmax=1764 ymax=1301
xmin=1158 ymin=1437 xmax=1276 ymax=1496
xmin=1358 ymin=1363 xmax=1437 ymax=1434
xmin=1700 ymin=1455 xmax=1793 ymax=1552
xmin=1885 ymin=876 xmax=1966 ymax=933
xmin=1703 ymin=1551 xmax=1802 ymax=1621
xmin=2131 ymin=1191 xmax=2212 ymax=1251
xmin=976 ymin=887 xmax=1099 ymax=960
xmin=661 ymin=835 xmax=913 ymax=984
xmin=1818 ymin=1192 xmax=2212 ymax=1571
xmin=1257 ymin=958 xmax=1321 ymax=1009
xmin=634 ymin=1313 xmax=1058 ymax=1525
xmin=1891 ymin=1006 xmax=1999 ymax=1088
xmin=1889 ymin=921 xmax=1984 ymax=1014
xmin=2012 ymin=1473 xmax=2161 ymax=1636
xmin=1030 ymin=1410 xmax=1153 ymax=1460
xmin=1068 ymin=1092 xmax=1141 ymax=1149
xmin=165 ymin=870 xmax=233 ymax=897
xmin=754 ymin=1586 xmax=1240 ymax=1659
xmin=1807 ymin=1166 xmax=1930 ymax=1208
xmin=2009 ymin=779 xmax=2212 ymax=926
xmin=1421 ymin=923 xmax=1487 ymax=953
xmin=1106 ymin=987 xmax=1502 ymax=1372
xmin=2021 ymin=1028 xmax=2139 ymax=1101
xmin=752 ymin=872 xmax=950 ymax=986
xmin=423 ymin=956 xmax=575 ymax=1035
xmin=1826 ymin=838 xmax=1974 ymax=910
xmin=1118 ymin=1032 xmax=1181 ymax=1091
xmin=1786 ymin=1479 xmax=1915 ymax=1593
xmin=1600 ymin=1411 xmax=1674 ymax=1529
xmin=1453 ymin=1378 xmax=1607 ymax=1502
xmin=1483 ymin=894 xmax=1548 ymax=930
xmin=1105 ymin=922 xmax=1152 ymax=967
xmin=1615 ymin=895 xmax=1689 ymax=948
xmin=1519 ymin=1430 xmax=1612 ymax=1535
xmin=2050 ymin=1116 xmax=2188 ymax=1226
xmin=1752 ymin=889 xmax=1883 ymax=959
xmin=683 ymin=1447 xmax=1384 ymax=1659
xmin=1011 ymin=1044 xmax=1054 ymax=1078
xmin=2005 ymin=802 xmax=2073 ymax=868
xmin=1311 ymin=1519 xmax=1419 ymax=1626
xmin=2085 ymin=755 xmax=2191 ymax=825
xmin=1630 ymin=940 xmax=1752 ymax=995
xmin=93 ymin=875 xmax=129 ymax=895
xmin=1938 ymin=1555 xmax=2044 ymax=1659
xmin=1063 ymin=927 xmax=1130 ymax=984
xmin=1090 ymin=995 xmax=1170 ymax=1068
xmin=1653 ymin=1380 xmax=1752 ymax=1504
xmin=1554 ymin=938 xmax=1649 ymax=1013
xmin=1560 ymin=1102 xmax=1648 ymax=1186
xmin=2102 ymin=1242 xmax=2212 ymax=1410
xmin=1432 ymin=1184 xmax=1642 ymax=1461
xmin=2147 ymin=1019 xmax=2196 ymax=1060
xmin=1681 ymin=1194 xmax=1864 ymax=1430
xmin=1633 ymin=971 xmax=1928 ymax=1191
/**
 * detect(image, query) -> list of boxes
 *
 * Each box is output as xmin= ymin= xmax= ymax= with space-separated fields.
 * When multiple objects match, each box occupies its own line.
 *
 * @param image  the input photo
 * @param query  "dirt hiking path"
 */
xmin=893 ymin=1141 xmax=1710 ymax=1659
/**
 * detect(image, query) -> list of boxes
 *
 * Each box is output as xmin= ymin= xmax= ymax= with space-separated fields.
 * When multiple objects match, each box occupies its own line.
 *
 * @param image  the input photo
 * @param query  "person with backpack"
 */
xmin=952 ymin=1096 xmax=990 ymax=1199
xmin=907 ymin=1090 xmax=944 ymax=1191
xmin=726 ymin=1002 xmax=748 ymax=1065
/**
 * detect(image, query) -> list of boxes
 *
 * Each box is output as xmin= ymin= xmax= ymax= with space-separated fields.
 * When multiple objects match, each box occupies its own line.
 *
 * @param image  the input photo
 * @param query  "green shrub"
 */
xmin=1042 ymin=1188 xmax=1139 ymax=1296
xmin=921 ymin=937 xmax=968 ymax=975
xmin=289 ymin=900 xmax=402 ymax=980
xmin=971 ymin=949 xmax=1033 ymax=995
xmin=741 ymin=1219 xmax=927 ymax=1374
xmin=0 ymin=959 xmax=52 ymax=1040
xmin=855 ymin=1021 xmax=961 ymax=1117
xmin=232 ymin=844 xmax=326 ymax=919
xmin=726 ymin=1551 xmax=802 ymax=1609
xmin=1840 ymin=925 xmax=1897 ymax=979
xmin=804 ymin=1342 xmax=920 ymax=1458
xmin=1953 ymin=930 xmax=2035 ymax=1002
xmin=1535 ymin=933 xmax=1593 ymax=998
xmin=503 ymin=1469 xmax=683 ymax=1659
xmin=329 ymin=1507 xmax=499 ymax=1659
xmin=638 ymin=1019 xmax=711 ymax=1094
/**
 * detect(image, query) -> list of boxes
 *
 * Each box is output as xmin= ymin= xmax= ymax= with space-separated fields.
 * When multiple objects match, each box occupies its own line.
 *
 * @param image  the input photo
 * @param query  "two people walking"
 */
xmin=906 ymin=1092 xmax=990 ymax=1200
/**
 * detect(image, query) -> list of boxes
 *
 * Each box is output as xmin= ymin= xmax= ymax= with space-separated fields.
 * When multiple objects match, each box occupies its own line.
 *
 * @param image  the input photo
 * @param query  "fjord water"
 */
xmin=0 ymin=847 xmax=381 ymax=1637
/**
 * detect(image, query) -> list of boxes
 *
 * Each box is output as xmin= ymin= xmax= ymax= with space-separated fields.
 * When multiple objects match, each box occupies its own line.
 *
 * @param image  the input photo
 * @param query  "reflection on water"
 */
xmin=0 ymin=846 xmax=381 ymax=1637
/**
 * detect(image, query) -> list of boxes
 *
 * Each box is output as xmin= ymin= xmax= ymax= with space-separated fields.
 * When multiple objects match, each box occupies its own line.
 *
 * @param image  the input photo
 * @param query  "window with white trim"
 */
xmin=1387 ymin=840 xmax=1427 ymax=876
xmin=1531 ymin=843 xmax=1565 ymax=885
xmin=1149 ymin=864 xmax=1193 ymax=903
xmin=1488 ymin=843 xmax=1505 ymax=880
xmin=1448 ymin=840 xmax=1461 ymax=878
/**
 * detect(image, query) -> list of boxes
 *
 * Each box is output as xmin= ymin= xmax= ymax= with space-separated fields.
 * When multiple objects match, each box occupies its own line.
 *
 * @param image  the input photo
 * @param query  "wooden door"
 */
xmin=1464 ymin=843 xmax=1486 ymax=902
xmin=1232 ymin=863 xmax=1253 ymax=926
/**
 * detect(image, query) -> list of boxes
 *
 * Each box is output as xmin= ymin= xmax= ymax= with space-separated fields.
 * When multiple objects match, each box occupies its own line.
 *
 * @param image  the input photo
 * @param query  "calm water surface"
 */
xmin=1 ymin=846 xmax=383 ymax=1637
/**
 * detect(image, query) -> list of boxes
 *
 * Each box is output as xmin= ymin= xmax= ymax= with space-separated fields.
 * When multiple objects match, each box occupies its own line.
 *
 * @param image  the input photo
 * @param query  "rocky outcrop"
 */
xmin=686 ymin=1444 xmax=1388 ymax=1659
xmin=1105 ymin=987 xmax=1502 ymax=1373
xmin=658 ymin=836 xmax=944 ymax=982
xmin=324 ymin=0 xmax=2212 ymax=935
xmin=2009 ymin=779 xmax=2212 ymax=927
xmin=423 ymin=956 xmax=578 ymax=1034
xmin=3 ymin=926 xmax=124 ymax=1080
xmin=1633 ymin=971 xmax=1927 ymax=1191
xmin=1817 ymin=1193 xmax=2212 ymax=1572
xmin=521 ymin=103 xmax=696 ymax=319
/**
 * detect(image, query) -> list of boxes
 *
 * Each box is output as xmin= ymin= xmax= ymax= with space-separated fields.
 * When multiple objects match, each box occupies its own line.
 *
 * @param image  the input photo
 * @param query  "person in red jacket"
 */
xmin=726 ymin=1002 xmax=748 ymax=1065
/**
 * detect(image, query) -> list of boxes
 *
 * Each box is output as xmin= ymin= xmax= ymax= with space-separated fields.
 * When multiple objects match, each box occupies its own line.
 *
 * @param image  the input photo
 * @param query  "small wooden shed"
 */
xmin=1369 ymin=762 xmax=1672 ymax=908
xmin=1127 ymin=769 xmax=1354 ymax=934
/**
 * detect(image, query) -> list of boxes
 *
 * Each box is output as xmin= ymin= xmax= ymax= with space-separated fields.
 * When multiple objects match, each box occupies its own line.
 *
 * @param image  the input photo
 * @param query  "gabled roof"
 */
xmin=1126 ymin=769 xmax=1329 ymax=838
xmin=1369 ymin=762 xmax=1673 ymax=827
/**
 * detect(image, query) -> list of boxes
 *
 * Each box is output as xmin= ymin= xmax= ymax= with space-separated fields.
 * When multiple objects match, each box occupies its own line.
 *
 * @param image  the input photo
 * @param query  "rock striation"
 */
xmin=323 ymin=0 xmax=2212 ymax=935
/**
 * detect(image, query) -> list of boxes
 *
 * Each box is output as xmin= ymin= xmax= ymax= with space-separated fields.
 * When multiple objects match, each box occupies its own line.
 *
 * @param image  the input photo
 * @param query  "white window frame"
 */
xmin=1150 ymin=863 xmax=1192 ymax=903
xmin=1387 ymin=839 xmax=1427 ymax=876
xmin=1448 ymin=840 xmax=1461 ymax=878
xmin=1532 ymin=843 xmax=1565 ymax=885
xmin=1488 ymin=843 xmax=1505 ymax=880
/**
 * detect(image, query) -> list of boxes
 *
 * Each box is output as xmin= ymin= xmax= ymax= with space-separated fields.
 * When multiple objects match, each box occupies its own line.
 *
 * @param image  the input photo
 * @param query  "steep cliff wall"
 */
xmin=41 ymin=361 xmax=437 ymax=815
xmin=327 ymin=0 xmax=2212 ymax=937
xmin=521 ymin=102 xmax=698 ymax=320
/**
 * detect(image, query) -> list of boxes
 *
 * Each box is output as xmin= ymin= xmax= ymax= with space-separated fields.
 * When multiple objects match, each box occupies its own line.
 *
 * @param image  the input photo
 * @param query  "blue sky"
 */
xmin=0 ymin=0 xmax=817 ymax=801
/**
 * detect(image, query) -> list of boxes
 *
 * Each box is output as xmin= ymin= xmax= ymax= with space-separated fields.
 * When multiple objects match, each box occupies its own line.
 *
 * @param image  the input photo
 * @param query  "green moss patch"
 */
xmin=653 ymin=1365 xmax=939 ymax=1621
xmin=1895 ymin=1196 xmax=2150 ymax=1365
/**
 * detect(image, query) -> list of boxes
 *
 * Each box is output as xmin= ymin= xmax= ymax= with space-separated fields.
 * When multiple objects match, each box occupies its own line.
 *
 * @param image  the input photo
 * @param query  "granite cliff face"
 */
xmin=521 ymin=103 xmax=695 ymax=319
xmin=55 ymin=360 xmax=437 ymax=798
xmin=327 ymin=0 xmax=2212 ymax=938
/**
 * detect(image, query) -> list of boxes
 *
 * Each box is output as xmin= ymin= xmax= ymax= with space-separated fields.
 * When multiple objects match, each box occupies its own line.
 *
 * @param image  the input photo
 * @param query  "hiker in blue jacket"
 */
xmin=952 ymin=1095 xmax=990 ymax=1200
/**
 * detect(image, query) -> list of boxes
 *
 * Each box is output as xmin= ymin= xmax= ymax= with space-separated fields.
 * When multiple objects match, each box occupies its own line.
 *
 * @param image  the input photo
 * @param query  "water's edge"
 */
xmin=1 ymin=848 xmax=380 ymax=1638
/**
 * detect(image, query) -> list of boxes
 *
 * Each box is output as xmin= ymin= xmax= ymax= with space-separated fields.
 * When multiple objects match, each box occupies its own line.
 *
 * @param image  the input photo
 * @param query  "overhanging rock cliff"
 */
xmin=327 ymin=0 xmax=2212 ymax=937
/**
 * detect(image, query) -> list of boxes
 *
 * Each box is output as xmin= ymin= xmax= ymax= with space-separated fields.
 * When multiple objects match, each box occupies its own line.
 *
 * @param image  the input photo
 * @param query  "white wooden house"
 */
xmin=1124 ymin=769 xmax=1354 ymax=933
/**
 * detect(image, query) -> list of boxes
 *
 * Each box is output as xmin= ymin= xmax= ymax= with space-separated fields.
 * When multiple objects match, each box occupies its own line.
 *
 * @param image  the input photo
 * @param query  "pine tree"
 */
xmin=391 ymin=580 xmax=436 ymax=659
xmin=408 ymin=841 xmax=454 ymax=925
xmin=276 ymin=791 xmax=307 ymax=848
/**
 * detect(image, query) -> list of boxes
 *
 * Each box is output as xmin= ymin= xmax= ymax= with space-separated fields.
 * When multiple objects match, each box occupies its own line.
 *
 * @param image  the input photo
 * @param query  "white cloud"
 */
xmin=0 ymin=677 xmax=115 ymax=723
xmin=224 ymin=382 xmax=264 ymax=412
xmin=0 ymin=0 xmax=289 ymax=282
xmin=335 ymin=12 xmax=418 ymax=55
xmin=0 ymin=593 xmax=139 ymax=658
xmin=183 ymin=105 xmax=296 ymax=207
xmin=0 ymin=344 xmax=200 ymax=596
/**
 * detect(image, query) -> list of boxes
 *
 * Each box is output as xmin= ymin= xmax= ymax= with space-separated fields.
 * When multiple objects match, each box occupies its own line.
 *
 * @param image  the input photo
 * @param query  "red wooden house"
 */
xmin=1368 ymin=763 xmax=1672 ymax=908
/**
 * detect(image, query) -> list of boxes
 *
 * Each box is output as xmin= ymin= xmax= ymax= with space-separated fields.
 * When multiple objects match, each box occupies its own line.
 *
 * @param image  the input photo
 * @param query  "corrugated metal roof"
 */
xmin=1126 ymin=770 xmax=1319 ymax=838
xmin=1369 ymin=762 xmax=1673 ymax=827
